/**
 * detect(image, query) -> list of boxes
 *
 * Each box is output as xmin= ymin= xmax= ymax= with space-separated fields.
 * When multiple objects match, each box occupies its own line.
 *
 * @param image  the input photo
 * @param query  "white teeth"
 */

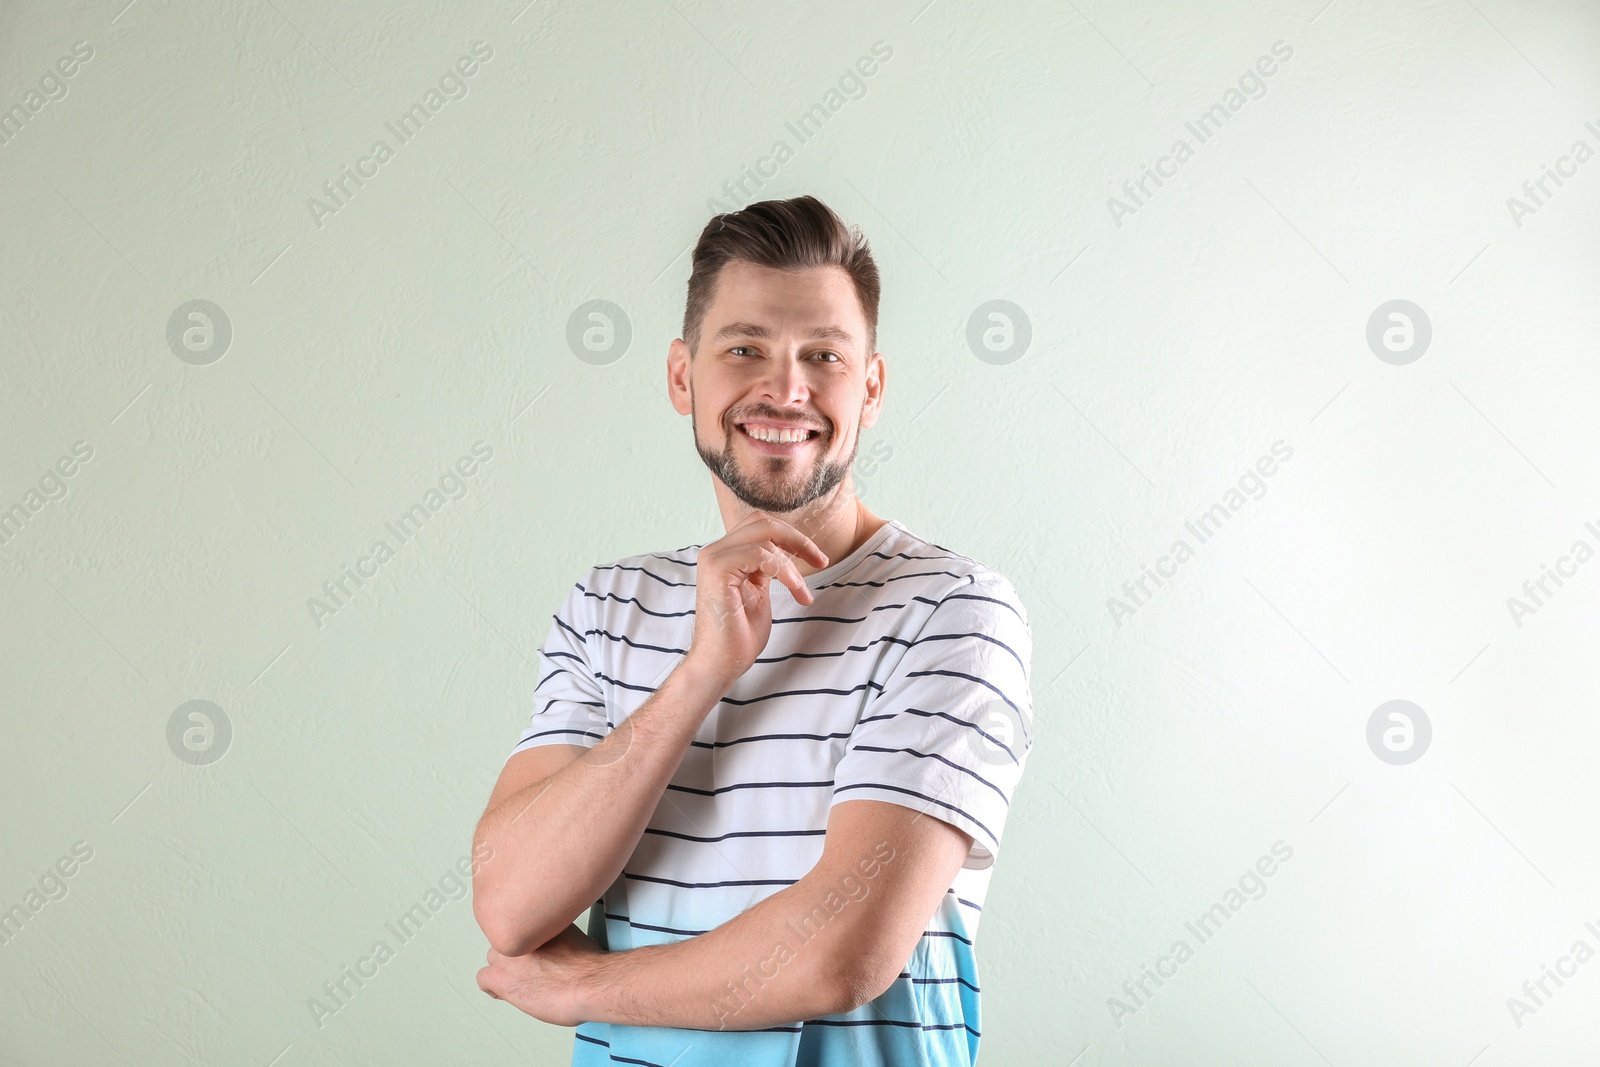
xmin=744 ymin=425 xmax=812 ymax=444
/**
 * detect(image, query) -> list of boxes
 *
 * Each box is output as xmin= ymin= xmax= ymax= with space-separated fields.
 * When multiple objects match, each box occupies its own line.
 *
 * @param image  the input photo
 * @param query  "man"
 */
xmin=472 ymin=195 xmax=1033 ymax=1066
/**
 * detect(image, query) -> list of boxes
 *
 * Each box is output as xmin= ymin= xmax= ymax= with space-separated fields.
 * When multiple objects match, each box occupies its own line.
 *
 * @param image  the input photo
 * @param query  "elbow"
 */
xmin=476 ymin=904 xmax=544 ymax=958
xmin=472 ymin=883 xmax=548 ymax=958
xmin=826 ymin=953 xmax=897 ymax=1016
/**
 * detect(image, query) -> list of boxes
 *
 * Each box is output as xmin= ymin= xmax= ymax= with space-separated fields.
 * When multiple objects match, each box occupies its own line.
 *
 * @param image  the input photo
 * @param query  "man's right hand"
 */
xmin=684 ymin=510 xmax=829 ymax=688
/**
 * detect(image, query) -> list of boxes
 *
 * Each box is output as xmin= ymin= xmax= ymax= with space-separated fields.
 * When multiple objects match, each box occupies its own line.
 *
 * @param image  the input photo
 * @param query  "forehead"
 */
xmin=703 ymin=261 xmax=866 ymax=344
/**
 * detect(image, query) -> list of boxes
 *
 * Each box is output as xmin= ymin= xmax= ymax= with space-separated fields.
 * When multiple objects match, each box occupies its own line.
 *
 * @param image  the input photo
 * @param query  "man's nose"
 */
xmin=758 ymin=354 xmax=809 ymax=403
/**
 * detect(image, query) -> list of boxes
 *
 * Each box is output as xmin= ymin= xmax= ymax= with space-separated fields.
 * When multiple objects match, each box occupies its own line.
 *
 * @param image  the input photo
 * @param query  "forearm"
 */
xmin=474 ymin=660 xmax=727 ymax=955
xmin=575 ymin=876 xmax=875 ymax=1032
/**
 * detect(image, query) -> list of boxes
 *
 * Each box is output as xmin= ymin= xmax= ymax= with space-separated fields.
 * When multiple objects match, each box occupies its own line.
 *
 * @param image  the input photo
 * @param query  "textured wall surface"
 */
xmin=2 ymin=1 xmax=1598 ymax=1064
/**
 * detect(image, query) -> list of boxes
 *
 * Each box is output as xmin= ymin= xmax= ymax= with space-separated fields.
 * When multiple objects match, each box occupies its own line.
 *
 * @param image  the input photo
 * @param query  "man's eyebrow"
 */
xmin=711 ymin=321 xmax=856 ymax=347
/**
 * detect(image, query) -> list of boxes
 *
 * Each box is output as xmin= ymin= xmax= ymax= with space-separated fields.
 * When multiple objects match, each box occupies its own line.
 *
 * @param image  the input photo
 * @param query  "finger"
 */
xmin=751 ymin=541 xmax=813 ymax=606
xmin=722 ymin=547 xmax=776 ymax=611
xmin=742 ymin=514 xmax=829 ymax=569
xmin=717 ymin=544 xmax=799 ymax=610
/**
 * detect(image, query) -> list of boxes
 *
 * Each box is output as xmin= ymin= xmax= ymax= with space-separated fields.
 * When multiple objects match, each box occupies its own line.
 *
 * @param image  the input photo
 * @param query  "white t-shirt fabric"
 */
xmin=507 ymin=517 xmax=1034 ymax=1067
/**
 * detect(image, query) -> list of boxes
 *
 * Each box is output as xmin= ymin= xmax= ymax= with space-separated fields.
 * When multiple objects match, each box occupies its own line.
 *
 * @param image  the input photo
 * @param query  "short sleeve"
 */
xmin=830 ymin=572 xmax=1034 ymax=870
xmin=507 ymin=574 xmax=610 ymax=761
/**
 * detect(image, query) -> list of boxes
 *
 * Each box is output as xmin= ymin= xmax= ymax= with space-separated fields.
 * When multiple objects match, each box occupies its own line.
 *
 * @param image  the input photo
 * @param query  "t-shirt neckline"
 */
xmin=802 ymin=518 xmax=903 ymax=590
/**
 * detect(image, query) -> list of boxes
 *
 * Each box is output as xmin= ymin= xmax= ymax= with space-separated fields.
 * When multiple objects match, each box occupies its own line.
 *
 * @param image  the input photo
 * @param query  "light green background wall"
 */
xmin=3 ymin=1 xmax=1599 ymax=1063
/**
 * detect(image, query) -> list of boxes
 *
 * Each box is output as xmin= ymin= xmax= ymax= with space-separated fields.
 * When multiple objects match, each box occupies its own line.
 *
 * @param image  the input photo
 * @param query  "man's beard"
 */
xmin=690 ymin=395 xmax=860 ymax=514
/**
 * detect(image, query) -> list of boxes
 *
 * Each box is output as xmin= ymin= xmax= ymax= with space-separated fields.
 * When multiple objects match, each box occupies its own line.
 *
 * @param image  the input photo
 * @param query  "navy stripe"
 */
xmin=686 ymin=730 xmax=853 ymax=751
xmin=905 ymin=667 xmax=1029 ymax=736
xmin=832 ymin=782 xmax=997 ymax=848
xmin=921 ymin=928 xmax=973 ymax=945
xmin=861 ymin=550 xmax=968 ymax=566
xmin=582 ymin=592 xmax=945 ymax=629
xmin=906 ymin=974 xmax=981 ymax=992
xmin=583 ymin=628 xmax=691 ymax=656
xmin=536 ymin=696 xmax=605 ymax=715
xmin=624 ymin=872 xmax=799 ymax=889
xmin=588 ymin=563 xmax=695 ymax=588
xmin=597 ymin=671 xmax=670 ymax=695
xmin=906 ymin=629 xmax=1028 ymax=678
xmin=602 ymin=912 xmax=705 ymax=936
xmin=665 ymin=779 xmax=833 ymax=797
xmin=818 ymin=567 xmax=968 ymax=590
xmin=716 ymin=681 xmax=883 ymax=707
xmin=908 ymin=668 xmax=1030 ymax=751
xmin=942 ymin=590 xmax=1026 ymax=623
xmin=753 ymin=633 xmax=912 ymax=663
xmin=537 ymin=648 xmax=584 ymax=669
xmin=644 ymin=826 xmax=827 ymax=843
xmin=639 ymin=547 xmax=701 ymax=565
xmin=848 ymin=743 xmax=1013 ymax=798
xmin=534 ymin=665 xmax=584 ymax=690
xmin=853 ymin=705 xmax=1027 ymax=763
xmin=579 ymin=589 xmax=696 ymax=618
xmin=770 ymin=599 xmax=936 ymax=625
xmin=578 ymin=630 xmax=917 ymax=664
xmin=803 ymin=1018 xmax=979 ymax=1037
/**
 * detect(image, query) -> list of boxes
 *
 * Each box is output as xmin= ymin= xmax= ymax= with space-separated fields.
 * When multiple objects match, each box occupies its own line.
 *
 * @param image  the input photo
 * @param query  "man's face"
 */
xmin=668 ymin=260 xmax=883 ymax=515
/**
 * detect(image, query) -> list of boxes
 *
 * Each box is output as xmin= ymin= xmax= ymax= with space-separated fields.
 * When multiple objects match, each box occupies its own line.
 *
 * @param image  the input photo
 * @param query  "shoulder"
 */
xmin=886 ymin=524 xmax=1028 ymax=626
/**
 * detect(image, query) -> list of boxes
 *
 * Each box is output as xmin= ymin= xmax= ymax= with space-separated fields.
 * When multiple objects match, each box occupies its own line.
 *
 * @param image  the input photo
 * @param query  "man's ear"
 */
xmin=667 ymin=338 xmax=693 ymax=416
xmin=858 ymin=350 xmax=886 ymax=431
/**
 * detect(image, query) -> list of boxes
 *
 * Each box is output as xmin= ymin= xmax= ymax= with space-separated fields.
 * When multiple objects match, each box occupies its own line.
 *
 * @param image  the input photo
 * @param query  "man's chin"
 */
xmin=730 ymin=488 xmax=814 ymax=514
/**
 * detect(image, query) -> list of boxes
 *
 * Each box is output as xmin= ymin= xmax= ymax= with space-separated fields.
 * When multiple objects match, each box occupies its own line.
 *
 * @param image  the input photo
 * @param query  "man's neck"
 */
xmin=718 ymin=493 xmax=886 ymax=578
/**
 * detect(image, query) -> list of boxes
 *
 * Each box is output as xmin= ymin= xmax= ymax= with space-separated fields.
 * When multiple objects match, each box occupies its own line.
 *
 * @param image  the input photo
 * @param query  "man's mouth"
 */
xmin=736 ymin=422 xmax=822 ymax=451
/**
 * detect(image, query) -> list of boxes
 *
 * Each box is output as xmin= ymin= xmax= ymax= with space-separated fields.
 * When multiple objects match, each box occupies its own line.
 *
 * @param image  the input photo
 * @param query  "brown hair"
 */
xmin=682 ymin=195 xmax=880 ymax=360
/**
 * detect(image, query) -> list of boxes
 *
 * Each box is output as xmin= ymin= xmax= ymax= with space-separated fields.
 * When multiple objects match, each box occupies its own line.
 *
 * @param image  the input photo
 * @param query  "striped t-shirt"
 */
xmin=508 ymin=517 xmax=1034 ymax=1067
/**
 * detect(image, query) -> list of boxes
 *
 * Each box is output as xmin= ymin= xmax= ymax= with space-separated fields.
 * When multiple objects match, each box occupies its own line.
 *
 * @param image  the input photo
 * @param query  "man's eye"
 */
xmin=728 ymin=346 xmax=839 ymax=361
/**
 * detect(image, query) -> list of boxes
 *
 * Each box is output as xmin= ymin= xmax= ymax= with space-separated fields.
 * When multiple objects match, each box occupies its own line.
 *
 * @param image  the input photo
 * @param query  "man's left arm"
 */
xmin=479 ymin=798 xmax=972 ymax=1031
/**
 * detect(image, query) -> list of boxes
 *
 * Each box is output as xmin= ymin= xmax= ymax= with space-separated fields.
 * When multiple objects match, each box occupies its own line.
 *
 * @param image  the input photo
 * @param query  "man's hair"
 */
xmin=682 ymin=194 xmax=880 ymax=360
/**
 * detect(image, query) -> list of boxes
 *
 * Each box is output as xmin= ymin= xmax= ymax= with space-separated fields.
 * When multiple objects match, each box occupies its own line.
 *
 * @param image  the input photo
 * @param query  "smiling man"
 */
xmin=472 ymin=195 xmax=1033 ymax=1066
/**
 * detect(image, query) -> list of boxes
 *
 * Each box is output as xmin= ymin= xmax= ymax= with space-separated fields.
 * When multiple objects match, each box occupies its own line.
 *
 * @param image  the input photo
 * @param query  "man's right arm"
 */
xmin=471 ymin=657 xmax=729 ymax=958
